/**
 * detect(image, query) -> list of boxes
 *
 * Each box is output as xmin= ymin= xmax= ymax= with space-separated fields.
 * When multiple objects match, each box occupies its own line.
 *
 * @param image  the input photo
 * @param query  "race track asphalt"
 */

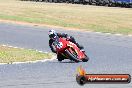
xmin=0 ymin=22 xmax=132 ymax=88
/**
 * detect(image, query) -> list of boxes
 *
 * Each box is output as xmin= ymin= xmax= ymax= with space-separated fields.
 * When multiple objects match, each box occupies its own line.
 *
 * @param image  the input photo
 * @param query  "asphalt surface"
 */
xmin=0 ymin=22 xmax=132 ymax=88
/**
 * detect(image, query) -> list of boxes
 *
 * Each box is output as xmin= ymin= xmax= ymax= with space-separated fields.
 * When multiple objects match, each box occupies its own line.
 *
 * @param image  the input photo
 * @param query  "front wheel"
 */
xmin=65 ymin=49 xmax=80 ymax=63
xmin=57 ymin=54 xmax=64 ymax=62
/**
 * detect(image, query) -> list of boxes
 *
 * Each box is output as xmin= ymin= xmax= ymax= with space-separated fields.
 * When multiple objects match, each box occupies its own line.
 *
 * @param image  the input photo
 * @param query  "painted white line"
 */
xmin=20 ymin=48 xmax=24 ymax=49
xmin=95 ymin=32 xmax=102 ymax=34
xmin=128 ymin=35 xmax=132 ymax=37
xmin=12 ymin=56 xmax=56 ymax=64
xmin=84 ymin=30 xmax=132 ymax=38
xmin=38 ymin=51 xmax=43 ymax=53
xmin=0 ymin=44 xmax=56 ymax=65
xmin=0 ymin=63 xmax=7 ymax=65
xmin=115 ymin=34 xmax=122 ymax=36
xmin=13 ymin=47 xmax=18 ymax=48
xmin=105 ymin=33 xmax=111 ymax=35
xmin=44 ymin=52 xmax=48 ymax=54
xmin=2 ymin=44 xmax=6 ymax=47
xmin=8 ymin=45 xmax=12 ymax=48
xmin=94 ymin=32 xmax=132 ymax=37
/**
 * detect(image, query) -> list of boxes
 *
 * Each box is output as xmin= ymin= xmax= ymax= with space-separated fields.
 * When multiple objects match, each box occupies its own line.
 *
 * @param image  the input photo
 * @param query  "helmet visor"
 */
xmin=49 ymin=34 xmax=56 ymax=39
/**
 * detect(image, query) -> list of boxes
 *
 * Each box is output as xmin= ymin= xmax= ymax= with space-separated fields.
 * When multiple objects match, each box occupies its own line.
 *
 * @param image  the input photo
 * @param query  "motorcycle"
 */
xmin=52 ymin=36 xmax=89 ymax=62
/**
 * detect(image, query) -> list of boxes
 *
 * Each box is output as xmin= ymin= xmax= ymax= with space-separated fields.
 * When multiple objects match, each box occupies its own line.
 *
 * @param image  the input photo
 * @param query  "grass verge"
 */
xmin=0 ymin=45 xmax=53 ymax=64
xmin=0 ymin=0 xmax=132 ymax=35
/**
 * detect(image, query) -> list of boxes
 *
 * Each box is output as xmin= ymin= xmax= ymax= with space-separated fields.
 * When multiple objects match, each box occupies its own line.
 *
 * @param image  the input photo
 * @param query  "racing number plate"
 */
xmin=56 ymin=42 xmax=63 ymax=49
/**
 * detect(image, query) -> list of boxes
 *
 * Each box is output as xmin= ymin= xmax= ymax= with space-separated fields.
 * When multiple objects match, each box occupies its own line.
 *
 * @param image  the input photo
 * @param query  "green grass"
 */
xmin=0 ymin=45 xmax=53 ymax=64
xmin=0 ymin=0 xmax=132 ymax=34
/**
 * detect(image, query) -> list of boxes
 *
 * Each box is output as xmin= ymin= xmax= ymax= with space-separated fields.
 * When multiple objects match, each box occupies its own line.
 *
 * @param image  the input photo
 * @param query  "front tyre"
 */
xmin=57 ymin=54 xmax=64 ymax=62
xmin=65 ymin=49 xmax=80 ymax=63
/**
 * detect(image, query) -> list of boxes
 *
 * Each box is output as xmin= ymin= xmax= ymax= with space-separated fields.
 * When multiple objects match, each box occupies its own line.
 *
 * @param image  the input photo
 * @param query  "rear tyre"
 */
xmin=82 ymin=54 xmax=89 ymax=62
xmin=65 ymin=49 xmax=79 ymax=63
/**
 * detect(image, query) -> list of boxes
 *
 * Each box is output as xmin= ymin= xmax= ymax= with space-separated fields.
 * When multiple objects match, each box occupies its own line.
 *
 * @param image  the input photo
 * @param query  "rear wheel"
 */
xmin=65 ymin=49 xmax=80 ymax=63
xmin=82 ymin=54 xmax=89 ymax=62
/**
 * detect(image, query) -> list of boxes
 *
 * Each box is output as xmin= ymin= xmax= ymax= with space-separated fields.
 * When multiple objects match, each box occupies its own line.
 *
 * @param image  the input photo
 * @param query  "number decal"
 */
xmin=57 ymin=42 xmax=63 ymax=49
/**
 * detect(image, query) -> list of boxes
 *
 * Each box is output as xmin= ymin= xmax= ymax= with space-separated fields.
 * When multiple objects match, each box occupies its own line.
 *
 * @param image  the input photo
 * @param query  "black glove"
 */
xmin=66 ymin=35 xmax=71 ymax=40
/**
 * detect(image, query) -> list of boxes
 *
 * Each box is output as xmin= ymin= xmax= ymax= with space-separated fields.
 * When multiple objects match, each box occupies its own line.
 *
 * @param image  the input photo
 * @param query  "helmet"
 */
xmin=48 ymin=30 xmax=57 ymax=39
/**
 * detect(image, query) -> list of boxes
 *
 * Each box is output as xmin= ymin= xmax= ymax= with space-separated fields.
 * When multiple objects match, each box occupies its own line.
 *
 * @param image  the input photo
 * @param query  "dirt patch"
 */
xmin=0 ymin=19 xmax=88 ymax=32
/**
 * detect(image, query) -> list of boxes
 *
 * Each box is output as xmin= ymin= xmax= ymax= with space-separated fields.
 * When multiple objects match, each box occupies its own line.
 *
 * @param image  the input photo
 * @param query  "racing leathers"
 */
xmin=49 ymin=33 xmax=83 ymax=53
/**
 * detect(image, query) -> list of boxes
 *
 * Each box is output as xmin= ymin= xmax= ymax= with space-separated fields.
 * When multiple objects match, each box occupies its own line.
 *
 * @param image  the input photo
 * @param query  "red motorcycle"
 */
xmin=53 ymin=36 xmax=89 ymax=62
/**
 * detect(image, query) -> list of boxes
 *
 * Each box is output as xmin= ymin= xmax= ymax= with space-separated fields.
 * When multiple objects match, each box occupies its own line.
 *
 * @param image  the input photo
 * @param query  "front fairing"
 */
xmin=67 ymin=42 xmax=86 ymax=59
xmin=53 ymin=37 xmax=68 ymax=52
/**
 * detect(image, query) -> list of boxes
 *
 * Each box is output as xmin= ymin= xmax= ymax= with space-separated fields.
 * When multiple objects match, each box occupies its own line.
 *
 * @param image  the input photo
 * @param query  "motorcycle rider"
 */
xmin=48 ymin=30 xmax=84 ymax=54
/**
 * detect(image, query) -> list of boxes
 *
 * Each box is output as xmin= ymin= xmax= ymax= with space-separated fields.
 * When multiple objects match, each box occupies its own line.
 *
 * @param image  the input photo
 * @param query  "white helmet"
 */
xmin=48 ymin=30 xmax=57 ymax=39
